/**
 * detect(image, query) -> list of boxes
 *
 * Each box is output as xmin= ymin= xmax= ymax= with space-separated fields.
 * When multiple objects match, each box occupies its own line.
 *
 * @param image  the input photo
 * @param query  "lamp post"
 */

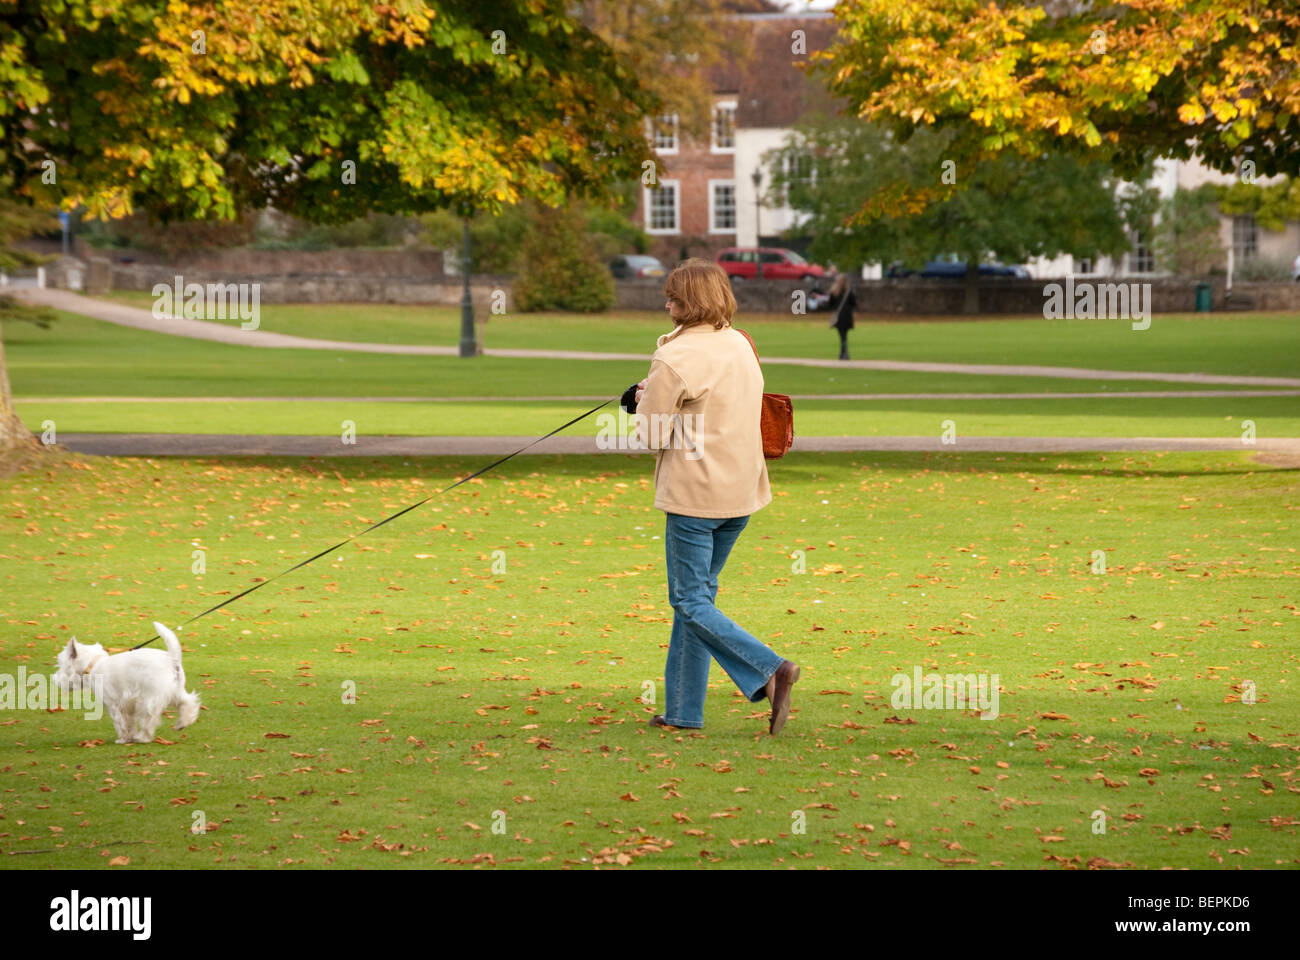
xmin=458 ymin=218 xmax=476 ymax=358
xmin=751 ymin=168 xmax=763 ymax=278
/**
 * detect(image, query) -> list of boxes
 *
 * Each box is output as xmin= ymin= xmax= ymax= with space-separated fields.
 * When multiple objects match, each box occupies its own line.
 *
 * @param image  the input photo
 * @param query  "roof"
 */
xmin=733 ymin=16 xmax=841 ymax=128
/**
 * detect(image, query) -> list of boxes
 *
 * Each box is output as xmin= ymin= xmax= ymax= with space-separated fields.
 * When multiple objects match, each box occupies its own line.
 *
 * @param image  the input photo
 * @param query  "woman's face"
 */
xmin=665 ymin=296 xmax=684 ymax=323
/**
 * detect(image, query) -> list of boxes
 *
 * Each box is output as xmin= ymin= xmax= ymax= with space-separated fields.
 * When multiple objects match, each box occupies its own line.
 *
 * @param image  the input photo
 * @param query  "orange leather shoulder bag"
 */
xmin=736 ymin=328 xmax=793 ymax=459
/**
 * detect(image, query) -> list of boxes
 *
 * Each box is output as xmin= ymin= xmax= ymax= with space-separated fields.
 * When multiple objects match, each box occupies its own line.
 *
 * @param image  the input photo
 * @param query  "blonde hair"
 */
xmin=663 ymin=258 xmax=736 ymax=330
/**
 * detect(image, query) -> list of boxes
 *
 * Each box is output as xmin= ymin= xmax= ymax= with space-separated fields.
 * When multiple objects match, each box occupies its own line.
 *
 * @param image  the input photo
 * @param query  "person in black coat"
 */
xmin=826 ymin=272 xmax=856 ymax=360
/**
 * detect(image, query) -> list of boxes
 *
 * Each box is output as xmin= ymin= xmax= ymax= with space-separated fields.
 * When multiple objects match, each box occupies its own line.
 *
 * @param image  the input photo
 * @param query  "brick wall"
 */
xmin=637 ymin=137 xmax=738 ymax=265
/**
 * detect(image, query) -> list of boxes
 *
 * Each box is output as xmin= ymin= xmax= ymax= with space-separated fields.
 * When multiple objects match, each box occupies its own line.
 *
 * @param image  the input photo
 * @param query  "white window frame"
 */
xmin=644 ymin=179 xmax=681 ymax=235
xmin=708 ymin=179 xmax=737 ymax=234
xmin=776 ymin=152 xmax=815 ymax=204
xmin=1128 ymin=230 xmax=1154 ymax=274
xmin=1232 ymin=214 xmax=1258 ymax=260
xmin=711 ymin=101 xmax=736 ymax=154
xmin=648 ymin=114 xmax=678 ymax=155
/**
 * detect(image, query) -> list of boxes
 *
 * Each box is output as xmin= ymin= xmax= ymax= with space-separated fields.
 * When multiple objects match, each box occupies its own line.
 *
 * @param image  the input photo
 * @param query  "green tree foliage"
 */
xmin=0 ymin=0 xmax=661 ymax=447
xmin=2 ymin=0 xmax=658 ymax=223
xmin=421 ymin=207 xmax=532 ymax=275
xmin=513 ymin=203 xmax=615 ymax=313
xmin=584 ymin=206 xmax=650 ymax=261
xmin=817 ymin=0 xmax=1300 ymax=222
xmin=1215 ymin=177 xmax=1300 ymax=232
xmin=769 ymin=116 xmax=1156 ymax=311
xmin=252 ymin=213 xmax=419 ymax=252
xmin=1155 ymin=185 xmax=1226 ymax=277
xmin=423 ymin=195 xmax=647 ymax=276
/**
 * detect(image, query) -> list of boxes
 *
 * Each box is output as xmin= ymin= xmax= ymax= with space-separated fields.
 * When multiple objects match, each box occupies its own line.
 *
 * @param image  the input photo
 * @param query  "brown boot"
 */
xmin=765 ymin=660 xmax=801 ymax=735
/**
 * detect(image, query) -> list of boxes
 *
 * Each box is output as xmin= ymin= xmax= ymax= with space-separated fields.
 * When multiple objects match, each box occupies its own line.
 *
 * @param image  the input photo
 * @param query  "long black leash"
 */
xmin=130 ymin=397 xmax=616 ymax=649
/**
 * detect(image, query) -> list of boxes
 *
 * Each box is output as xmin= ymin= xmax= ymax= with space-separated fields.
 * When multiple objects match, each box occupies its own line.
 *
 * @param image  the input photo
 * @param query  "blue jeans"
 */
xmin=661 ymin=513 xmax=785 ymax=728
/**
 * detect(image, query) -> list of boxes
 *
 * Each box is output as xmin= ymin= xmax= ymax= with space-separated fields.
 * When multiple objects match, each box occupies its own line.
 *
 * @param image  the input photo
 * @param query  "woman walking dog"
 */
xmin=621 ymin=258 xmax=800 ymax=734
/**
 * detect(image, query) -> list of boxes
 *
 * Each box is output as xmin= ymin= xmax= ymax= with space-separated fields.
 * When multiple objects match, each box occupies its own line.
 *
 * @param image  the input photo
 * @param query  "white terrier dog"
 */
xmin=55 ymin=622 xmax=200 ymax=744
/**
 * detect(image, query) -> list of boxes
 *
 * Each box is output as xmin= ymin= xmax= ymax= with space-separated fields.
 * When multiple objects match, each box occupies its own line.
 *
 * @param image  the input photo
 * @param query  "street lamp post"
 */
xmin=458 ymin=218 xmax=476 ymax=358
xmin=751 ymin=168 xmax=763 ymax=279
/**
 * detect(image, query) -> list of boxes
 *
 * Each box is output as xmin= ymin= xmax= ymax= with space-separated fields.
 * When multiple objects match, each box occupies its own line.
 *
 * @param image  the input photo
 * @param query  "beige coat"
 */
xmin=635 ymin=322 xmax=772 ymax=518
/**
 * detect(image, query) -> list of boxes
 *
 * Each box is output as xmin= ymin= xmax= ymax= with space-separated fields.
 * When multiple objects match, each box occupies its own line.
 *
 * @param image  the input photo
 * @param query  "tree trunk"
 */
xmin=0 ymin=317 xmax=39 ymax=453
xmin=962 ymin=261 xmax=980 ymax=315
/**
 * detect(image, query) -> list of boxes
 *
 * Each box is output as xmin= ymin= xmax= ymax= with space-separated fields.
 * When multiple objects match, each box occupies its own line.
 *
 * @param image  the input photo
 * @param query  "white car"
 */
xmin=1293 ymin=252 xmax=1300 ymax=281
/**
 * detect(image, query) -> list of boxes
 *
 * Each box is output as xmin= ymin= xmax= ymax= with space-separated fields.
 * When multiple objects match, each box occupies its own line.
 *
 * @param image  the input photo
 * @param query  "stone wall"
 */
xmin=106 ymin=261 xmax=511 ymax=308
xmin=1226 ymin=281 xmax=1300 ymax=311
xmin=58 ymin=250 xmax=1300 ymax=315
xmin=73 ymin=240 xmax=444 ymax=279
xmin=618 ymin=275 xmax=1300 ymax=315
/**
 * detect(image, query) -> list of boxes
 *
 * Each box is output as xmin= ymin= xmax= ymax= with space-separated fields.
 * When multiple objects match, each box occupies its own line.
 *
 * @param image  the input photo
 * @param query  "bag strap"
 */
xmin=833 ymin=289 xmax=848 ymax=325
xmin=736 ymin=327 xmax=762 ymax=368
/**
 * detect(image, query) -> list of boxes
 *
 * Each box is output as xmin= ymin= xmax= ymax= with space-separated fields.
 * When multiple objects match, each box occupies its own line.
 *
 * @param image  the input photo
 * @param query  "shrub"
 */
xmin=1235 ymin=255 xmax=1293 ymax=282
xmin=421 ymin=206 xmax=529 ymax=274
xmin=585 ymin=206 xmax=649 ymax=260
xmin=513 ymin=203 xmax=615 ymax=312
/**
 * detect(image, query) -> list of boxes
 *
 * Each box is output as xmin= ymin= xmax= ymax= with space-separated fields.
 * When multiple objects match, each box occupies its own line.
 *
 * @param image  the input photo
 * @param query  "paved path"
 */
xmin=17 ymin=288 xmax=1300 ymax=387
xmin=55 ymin=433 xmax=1300 ymax=457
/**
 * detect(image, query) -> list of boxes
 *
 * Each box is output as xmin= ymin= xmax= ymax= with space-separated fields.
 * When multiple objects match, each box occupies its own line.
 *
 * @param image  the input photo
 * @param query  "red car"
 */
xmin=716 ymin=247 xmax=826 ymax=281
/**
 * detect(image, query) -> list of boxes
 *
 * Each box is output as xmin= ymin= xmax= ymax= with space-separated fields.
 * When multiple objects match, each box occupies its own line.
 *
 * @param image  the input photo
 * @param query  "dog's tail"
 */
xmin=154 ymin=621 xmax=201 ymax=730
xmin=154 ymin=621 xmax=185 ymax=682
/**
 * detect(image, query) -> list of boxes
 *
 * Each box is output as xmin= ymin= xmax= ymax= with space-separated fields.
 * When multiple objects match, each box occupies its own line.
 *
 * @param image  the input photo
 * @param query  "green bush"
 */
xmin=420 ymin=206 xmax=530 ymax=274
xmin=94 ymin=210 xmax=257 ymax=256
xmin=585 ymin=206 xmax=649 ymax=260
xmin=1235 ymin=254 xmax=1293 ymax=282
xmin=252 ymin=212 xmax=418 ymax=251
xmin=1155 ymin=185 xmax=1225 ymax=276
xmin=513 ymin=203 xmax=615 ymax=312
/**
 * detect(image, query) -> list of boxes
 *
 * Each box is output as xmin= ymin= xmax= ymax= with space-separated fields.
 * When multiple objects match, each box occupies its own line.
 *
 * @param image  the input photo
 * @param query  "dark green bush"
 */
xmin=513 ymin=203 xmax=615 ymax=312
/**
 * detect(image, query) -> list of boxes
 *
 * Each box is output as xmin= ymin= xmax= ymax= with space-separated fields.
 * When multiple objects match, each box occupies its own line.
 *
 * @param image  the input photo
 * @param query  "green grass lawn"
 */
xmin=15 ymin=396 xmax=1299 ymax=439
xmin=97 ymin=291 xmax=1300 ymax=379
xmin=2 ymin=450 xmax=1296 ymax=869
xmin=6 ymin=303 xmax=1297 ymax=442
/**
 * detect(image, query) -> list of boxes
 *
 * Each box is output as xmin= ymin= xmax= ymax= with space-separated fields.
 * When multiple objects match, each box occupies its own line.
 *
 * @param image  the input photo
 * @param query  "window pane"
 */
xmin=648 ymin=185 xmax=677 ymax=231
xmin=1233 ymin=215 xmax=1258 ymax=259
xmin=712 ymin=105 xmax=735 ymax=150
xmin=1131 ymin=231 xmax=1153 ymax=273
xmin=712 ymin=183 xmax=736 ymax=231
xmin=653 ymin=115 xmax=677 ymax=152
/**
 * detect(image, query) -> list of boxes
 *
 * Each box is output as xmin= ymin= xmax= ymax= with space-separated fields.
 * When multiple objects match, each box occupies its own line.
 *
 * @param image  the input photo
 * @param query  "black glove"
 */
xmin=620 ymin=382 xmax=639 ymax=414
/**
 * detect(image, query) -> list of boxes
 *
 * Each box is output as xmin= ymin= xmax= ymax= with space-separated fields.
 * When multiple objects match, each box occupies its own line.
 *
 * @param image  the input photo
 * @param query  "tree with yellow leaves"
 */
xmin=0 ymin=0 xmax=661 ymax=449
xmin=2 ymin=0 xmax=658 ymax=223
xmin=818 ymin=0 xmax=1300 ymax=218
